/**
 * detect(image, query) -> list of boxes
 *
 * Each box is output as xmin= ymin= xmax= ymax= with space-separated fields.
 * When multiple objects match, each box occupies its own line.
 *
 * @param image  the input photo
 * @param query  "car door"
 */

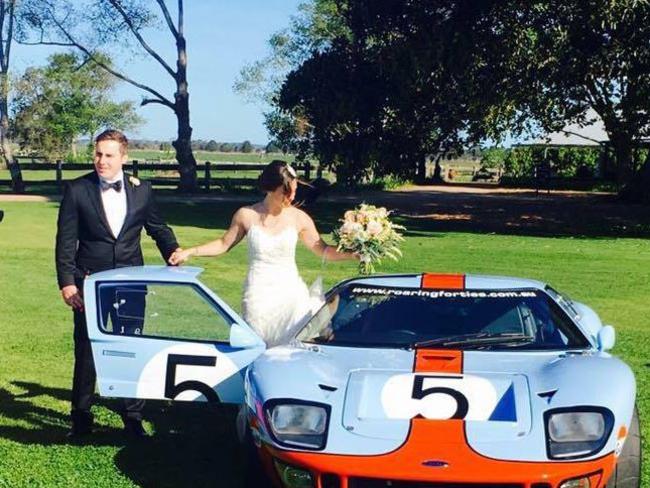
xmin=83 ymin=266 xmax=266 ymax=404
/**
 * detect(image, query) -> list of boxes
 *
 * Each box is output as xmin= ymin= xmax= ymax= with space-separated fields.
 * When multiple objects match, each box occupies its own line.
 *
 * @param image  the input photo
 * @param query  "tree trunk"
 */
xmin=172 ymin=93 xmax=197 ymax=192
xmin=416 ymin=155 xmax=427 ymax=184
xmin=0 ymin=72 xmax=23 ymax=192
xmin=612 ymin=134 xmax=634 ymax=187
xmin=608 ymin=131 xmax=640 ymax=200
xmin=173 ymin=28 xmax=197 ymax=193
xmin=433 ymin=155 xmax=443 ymax=182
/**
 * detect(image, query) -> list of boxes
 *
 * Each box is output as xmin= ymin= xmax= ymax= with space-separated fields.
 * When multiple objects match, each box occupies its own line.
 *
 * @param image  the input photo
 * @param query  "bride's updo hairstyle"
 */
xmin=258 ymin=160 xmax=297 ymax=196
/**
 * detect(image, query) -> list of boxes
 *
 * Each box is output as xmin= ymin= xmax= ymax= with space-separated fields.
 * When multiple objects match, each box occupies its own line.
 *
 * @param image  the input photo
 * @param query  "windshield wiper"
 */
xmin=412 ymin=332 xmax=535 ymax=349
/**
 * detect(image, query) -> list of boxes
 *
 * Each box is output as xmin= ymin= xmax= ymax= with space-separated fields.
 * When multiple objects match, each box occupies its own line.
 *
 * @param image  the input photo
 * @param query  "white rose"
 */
xmin=367 ymin=220 xmax=383 ymax=236
xmin=341 ymin=221 xmax=363 ymax=235
xmin=355 ymin=230 xmax=369 ymax=243
xmin=340 ymin=222 xmax=354 ymax=234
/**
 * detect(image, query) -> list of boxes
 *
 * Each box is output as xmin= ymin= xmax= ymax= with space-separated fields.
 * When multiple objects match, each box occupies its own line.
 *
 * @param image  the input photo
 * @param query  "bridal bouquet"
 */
xmin=333 ymin=204 xmax=405 ymax=275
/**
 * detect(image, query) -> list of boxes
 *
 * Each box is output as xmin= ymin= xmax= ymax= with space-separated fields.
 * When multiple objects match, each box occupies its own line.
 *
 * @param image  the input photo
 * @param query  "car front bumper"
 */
xmin=260 ymin=419 xmax=615 ymax=488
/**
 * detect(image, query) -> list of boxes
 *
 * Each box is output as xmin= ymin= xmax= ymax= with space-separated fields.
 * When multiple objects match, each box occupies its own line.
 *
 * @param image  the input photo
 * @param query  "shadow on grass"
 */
xmin=0 ymin=381 xmax=257 ymax=488
xmin=156 ymin=188 xmax=650 ymax=240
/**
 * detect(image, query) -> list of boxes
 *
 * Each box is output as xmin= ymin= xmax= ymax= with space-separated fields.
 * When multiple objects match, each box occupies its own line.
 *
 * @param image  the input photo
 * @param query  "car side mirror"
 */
xmin=597 ymin=325 xmax=616 ymax=352
xmin=229 ymin=322 xmax=265 ymax=349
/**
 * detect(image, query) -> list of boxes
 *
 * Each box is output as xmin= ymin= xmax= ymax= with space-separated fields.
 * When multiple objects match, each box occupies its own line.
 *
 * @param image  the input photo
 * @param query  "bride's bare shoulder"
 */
xmin=291 ymin=206 xmax=315 ymax=227
xmin=233 ymin=205 xmax=260 ymax=225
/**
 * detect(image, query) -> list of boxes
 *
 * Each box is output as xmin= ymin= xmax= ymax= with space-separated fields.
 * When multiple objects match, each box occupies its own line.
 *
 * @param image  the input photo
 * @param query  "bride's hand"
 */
xmin=169 ymin=248 xmax=194 ymax=266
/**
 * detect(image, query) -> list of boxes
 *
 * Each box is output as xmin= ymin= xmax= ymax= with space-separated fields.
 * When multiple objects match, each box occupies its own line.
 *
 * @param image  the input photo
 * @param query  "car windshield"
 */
xmin=544 ymin=285 xmax=580 ymax=320
xmin=297 ymin=284 xmax=590 ymax=350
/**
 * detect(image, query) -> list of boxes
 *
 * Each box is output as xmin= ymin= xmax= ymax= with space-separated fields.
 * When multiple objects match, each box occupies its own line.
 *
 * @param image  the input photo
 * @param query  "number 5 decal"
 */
xmin=165 ymin=354 xmax=220 ymax=403
xmin=412 ymin=375 xmax=469 ymax=419
xmin=381 ymin=373 xmax=498 ymax=421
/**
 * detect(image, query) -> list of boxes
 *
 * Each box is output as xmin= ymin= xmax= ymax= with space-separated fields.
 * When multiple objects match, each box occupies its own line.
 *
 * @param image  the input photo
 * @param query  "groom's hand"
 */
xmin=168 ymin=247 xmax=183 ymax=266
xmin=61 ymin=285 xmax=84 ymax=311
xmin=168 ymin=247 xmax=193 ymax=266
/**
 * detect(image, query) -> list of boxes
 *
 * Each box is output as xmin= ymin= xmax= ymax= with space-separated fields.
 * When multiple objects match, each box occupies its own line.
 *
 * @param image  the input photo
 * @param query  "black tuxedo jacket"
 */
xmin=55 ymin=171 xmax=179 ymax=288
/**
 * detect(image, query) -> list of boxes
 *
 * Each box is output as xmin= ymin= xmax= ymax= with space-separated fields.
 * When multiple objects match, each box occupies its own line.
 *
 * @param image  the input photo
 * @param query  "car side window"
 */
xmin=97 ymin=282 xmax=232 ymax=342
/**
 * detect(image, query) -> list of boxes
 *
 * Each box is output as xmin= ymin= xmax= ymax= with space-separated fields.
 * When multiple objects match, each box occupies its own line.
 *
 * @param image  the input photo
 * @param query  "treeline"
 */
xmin=127 ymin=140 xmax=280 ymax=153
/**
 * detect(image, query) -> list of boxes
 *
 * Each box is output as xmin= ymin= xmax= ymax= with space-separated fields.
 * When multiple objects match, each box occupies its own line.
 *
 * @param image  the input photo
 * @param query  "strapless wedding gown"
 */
xmin=241 ymin=224 xmax=321 ymax=347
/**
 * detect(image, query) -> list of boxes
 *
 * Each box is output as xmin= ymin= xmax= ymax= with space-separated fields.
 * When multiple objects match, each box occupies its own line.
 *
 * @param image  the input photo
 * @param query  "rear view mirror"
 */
xmin=597 ymin=325 xmax=616 ymax=352
xmin=229 ymin=322 xmax=265 ymax=349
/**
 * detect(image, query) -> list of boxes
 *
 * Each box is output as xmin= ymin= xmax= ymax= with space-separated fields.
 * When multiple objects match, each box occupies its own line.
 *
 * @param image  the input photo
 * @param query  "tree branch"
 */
xmin=155 ymin=0 xmax=180 ymax=39
xmin=4 ymin=0 xmax=14 ymax=71
xmin=17 ymin=40 xmax=76 ymax=47
xmin=141 ymin=97 xmax=175 ymax=109
xmin=48 ymin=13 xmax=175 ymax=109
xmin=560 ymin=130 xmax=606 ymax=145
xmin=178 ymin=0 xmax=184 ymax=37
xmin=0 ymin=1 xmax=6 ymax=71
xmin=107 ymin=0 xmax=176 ymax=78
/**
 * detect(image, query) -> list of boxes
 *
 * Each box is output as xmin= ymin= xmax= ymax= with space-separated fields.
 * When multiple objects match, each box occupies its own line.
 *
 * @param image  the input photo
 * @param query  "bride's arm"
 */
xmin=168 ymin=209 xmax=247 ymax=265
xmin=298 ymin=210 xmax=357 ymax=262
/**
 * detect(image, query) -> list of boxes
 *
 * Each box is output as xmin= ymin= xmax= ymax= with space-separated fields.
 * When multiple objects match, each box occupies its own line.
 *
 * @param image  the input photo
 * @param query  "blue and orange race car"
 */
xmin=83 ymin=267 xmax=639 ymax=488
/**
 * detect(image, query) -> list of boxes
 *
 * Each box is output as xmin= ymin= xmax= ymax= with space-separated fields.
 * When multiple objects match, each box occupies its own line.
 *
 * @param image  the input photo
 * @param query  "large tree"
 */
xmin=0 ymin=0 xmax=25 ymax=191
xmin=275 ymin=2 xmax=497 ymax=183
xmin=12 ymin=52 xmax=141 ymax=160
xmin=481 ymin=0 xmax=650 ymax=198
xmin=266 ymin=0 xmax=650 ymax=195
xmin=22 ymin=0 xmax=199 ymax=191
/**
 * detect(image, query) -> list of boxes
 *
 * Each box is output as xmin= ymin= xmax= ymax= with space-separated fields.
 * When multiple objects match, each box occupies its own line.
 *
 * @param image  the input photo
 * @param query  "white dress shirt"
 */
xmin=100 ymin=171 xmax=127 ymax=238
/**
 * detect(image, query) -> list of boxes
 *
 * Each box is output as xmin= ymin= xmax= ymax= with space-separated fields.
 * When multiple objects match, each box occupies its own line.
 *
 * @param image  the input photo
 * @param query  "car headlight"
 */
xmin=545 ymin=407 xmax=613 ymax=459
xmin=265 ymin=400 xmax=330 ymax=450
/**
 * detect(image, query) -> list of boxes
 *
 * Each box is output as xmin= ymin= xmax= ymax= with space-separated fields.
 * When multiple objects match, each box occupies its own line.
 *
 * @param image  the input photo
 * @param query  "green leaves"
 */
xmin=11 ymin=52 xmax=141 ymax=160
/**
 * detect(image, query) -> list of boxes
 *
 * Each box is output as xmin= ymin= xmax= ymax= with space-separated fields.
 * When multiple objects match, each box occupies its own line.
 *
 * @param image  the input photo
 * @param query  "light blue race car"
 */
xmin=84 ymin=266 xmax=640 ymax=488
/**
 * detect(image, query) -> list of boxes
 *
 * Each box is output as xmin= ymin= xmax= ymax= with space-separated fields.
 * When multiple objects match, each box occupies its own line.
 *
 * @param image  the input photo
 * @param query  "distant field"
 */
xmin=128 ymin=150 xmax=296 ymax=164
xmin=0 ymin=151 xmax=332 ymax=194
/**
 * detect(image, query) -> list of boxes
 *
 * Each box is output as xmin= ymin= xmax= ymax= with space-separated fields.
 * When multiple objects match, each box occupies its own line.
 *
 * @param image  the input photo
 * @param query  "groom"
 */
xmin=56 ymin=129 xmax=180 ymax=437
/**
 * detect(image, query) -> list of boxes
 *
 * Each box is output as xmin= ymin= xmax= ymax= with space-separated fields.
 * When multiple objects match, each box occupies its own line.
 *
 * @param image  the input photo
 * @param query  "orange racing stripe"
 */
xmin=421 ymin=273 xmax=465 ymax=290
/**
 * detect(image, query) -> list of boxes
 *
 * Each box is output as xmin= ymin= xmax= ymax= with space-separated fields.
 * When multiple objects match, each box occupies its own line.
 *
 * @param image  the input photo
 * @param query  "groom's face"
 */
xmin=94 ymin=140 xmax=127 ymax=181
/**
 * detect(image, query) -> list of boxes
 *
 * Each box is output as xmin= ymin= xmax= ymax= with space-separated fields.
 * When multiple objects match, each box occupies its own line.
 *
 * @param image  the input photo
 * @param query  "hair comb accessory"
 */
xmin=286 ymin=164 xmax=297 ymax=178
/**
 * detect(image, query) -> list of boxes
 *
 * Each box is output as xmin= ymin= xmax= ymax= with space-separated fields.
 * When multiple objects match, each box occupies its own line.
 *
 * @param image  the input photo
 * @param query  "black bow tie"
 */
xmin=100 ymin=180 xmax=123 ymax=192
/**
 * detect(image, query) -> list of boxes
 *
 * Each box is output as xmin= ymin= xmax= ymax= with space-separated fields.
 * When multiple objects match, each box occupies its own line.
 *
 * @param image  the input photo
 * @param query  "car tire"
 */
xmin=241 ymin=424 xmax=275 ymax=488
xmin=606 ymin=406 xmax=642 ymax=488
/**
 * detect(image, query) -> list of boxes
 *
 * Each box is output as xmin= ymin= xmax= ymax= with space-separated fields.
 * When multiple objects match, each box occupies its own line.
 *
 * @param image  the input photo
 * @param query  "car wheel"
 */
xmin=241 ymin=423 xmax=276 ymax=488
xmin=606 ymin=406 xmax=642 ymax=488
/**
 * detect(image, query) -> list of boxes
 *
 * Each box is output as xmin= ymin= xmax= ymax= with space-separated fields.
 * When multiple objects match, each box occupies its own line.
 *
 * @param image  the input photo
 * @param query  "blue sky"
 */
xmin=11 ymin=1 xmax=303 ymax=144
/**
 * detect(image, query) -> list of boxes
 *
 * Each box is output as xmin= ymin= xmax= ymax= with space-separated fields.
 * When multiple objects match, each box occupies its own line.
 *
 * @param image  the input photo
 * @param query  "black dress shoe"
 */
xmin=123 ymin=419 xmax=148 ymax=438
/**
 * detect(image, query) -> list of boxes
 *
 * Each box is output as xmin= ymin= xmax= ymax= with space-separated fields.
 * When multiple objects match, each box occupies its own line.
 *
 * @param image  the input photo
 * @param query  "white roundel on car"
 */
xmin=381 ymin=373 xmax=499 ymax=420
xmin=136 ymin=343 xmax=239 ymax=401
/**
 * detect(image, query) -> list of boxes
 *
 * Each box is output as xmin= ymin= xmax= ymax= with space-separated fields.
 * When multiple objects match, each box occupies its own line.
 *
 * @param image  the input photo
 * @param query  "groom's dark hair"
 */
xmin=95 ymin=129 xmax=128 ymax=155
xmin=258 ymin=160 xmax=296 ymax=195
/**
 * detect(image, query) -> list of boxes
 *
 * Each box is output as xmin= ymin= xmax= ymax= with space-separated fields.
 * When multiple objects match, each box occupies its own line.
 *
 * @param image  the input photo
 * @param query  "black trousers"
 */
xmin=71 ymin=300 xmax=145 ymax=427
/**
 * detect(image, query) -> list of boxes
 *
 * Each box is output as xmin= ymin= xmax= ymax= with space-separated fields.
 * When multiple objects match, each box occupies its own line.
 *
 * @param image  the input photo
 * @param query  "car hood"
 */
xmin=248 ymin=345 xmax=635 ymax=461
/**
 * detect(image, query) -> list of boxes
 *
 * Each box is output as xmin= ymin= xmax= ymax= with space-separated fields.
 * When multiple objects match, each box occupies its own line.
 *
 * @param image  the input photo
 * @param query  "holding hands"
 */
xmin=168 ymin=247 xmax=195 ymax=266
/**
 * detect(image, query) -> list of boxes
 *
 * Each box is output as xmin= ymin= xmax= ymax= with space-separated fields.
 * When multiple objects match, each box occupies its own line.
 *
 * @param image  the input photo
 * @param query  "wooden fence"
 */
xmin=1 ymin=160 xmax=322 ymax=192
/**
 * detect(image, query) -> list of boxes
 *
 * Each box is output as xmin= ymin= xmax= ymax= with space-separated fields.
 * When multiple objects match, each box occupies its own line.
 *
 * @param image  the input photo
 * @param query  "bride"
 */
xmin=168 ymin=160 xmax=357 ymax=346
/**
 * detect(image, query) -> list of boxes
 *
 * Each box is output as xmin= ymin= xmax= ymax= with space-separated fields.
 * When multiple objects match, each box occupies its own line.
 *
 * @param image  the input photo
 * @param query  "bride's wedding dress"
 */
xmin=241 ymin=224 xmax=321 ymax=346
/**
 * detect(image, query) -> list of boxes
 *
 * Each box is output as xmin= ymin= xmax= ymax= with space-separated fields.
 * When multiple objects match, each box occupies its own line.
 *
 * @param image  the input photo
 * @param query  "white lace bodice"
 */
xmin=242 ymin=224 xmax=319 ymax=346
xmin=246 ymin=224 xmax=300 ymax=282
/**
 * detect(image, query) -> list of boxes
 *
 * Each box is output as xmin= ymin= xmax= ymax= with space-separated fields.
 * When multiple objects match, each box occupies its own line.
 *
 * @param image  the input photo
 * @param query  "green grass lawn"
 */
xmin=0 ymin=199 xmax=648 ymax=487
